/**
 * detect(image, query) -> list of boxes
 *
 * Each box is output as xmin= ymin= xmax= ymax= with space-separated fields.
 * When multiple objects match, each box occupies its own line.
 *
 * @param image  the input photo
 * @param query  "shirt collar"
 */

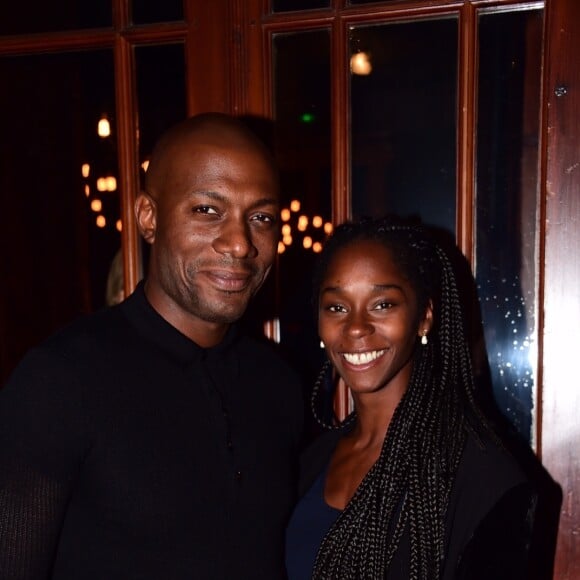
xmin=120 ymin=280 xmax=239 ymax=366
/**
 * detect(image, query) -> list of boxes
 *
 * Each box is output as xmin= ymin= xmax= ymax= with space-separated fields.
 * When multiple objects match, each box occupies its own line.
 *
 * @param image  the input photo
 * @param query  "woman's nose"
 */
xmin=344 ymin=311 xmax=374 ymax=338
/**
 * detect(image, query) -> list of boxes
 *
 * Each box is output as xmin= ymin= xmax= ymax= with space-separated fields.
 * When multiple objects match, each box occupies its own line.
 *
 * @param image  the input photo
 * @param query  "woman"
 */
xmin=286 ymin=217 xmax=536 ymax=579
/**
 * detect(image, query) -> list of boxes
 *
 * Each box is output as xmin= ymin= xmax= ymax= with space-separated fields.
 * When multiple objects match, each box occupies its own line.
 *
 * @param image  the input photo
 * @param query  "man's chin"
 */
xmin=202 ymin=299 xmax=251 ymax=325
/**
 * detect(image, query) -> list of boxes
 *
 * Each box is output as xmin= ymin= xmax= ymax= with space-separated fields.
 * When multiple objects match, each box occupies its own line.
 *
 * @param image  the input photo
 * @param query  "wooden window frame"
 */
xmin=1 ymin=0 xmax=579 ymax=576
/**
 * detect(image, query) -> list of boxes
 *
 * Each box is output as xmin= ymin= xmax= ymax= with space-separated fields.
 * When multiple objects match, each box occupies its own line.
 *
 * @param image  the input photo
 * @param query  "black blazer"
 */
xmin=297 ymin=425 xmax=536 ymax=580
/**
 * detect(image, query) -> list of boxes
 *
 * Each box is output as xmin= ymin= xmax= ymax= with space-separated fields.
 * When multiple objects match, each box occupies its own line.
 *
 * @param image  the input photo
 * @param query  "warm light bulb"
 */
xmin=350 ymin=52 xmax=372 ymax=76
xmin=281 ymin=208 xmax=291 ymax=222
xmin=277 ymin=241 xmax=286 ymax=254
xmin=290 ymin=199 xmax=301 ymax=212
xmin=313 ymin=242 xmax=323 ymax=253
xmin=282 ymin=235 xmax=292 ymax=246
xmin=98 ymin=117 xmax=111 ymax=138
xmin=324 ymin=222 xmax=334 ymax=235
xmin=116 ymin=220 xmax=122 ymax=232
xmin=105 ymin=176 xmax=117 ymax=191
xmin=84 ymin=185 xmax=90 ymax=197
xmin=90 ymin=199 xmax=102 ymax=212
xmin=96 ymin=215 xmax=106 ymax=228
xmin=313 ymin=215 xmax=323 ymax=228
xmin=81 ymin=163 xmax=90 ymax=178
xmin=303 ymin=236 xmax=313 ymax=249
xmin=141 ymin=159 xmax=150 ymax=172
xmin=297 ymin=215 xmax=308 ymax=231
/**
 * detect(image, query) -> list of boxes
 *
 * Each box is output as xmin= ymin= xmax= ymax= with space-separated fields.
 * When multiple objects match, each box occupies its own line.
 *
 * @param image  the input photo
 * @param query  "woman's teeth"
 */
xmin=343 ymin=350 xmax=385 ymax=366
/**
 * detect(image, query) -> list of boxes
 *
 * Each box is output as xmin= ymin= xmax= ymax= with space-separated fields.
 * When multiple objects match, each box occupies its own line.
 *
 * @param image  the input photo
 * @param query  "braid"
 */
xmin=312 ymin=216 xmax=487 ymax=579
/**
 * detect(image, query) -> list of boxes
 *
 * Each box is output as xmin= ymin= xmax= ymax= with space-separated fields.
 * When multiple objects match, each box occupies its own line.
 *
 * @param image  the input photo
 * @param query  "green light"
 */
xmin=300 ymin=113 xmax=315 ymax=124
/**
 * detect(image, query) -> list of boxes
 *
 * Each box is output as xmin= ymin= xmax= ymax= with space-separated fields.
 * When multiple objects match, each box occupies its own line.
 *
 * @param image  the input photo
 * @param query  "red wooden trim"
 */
xmin=0 ymin=29 xmax=116 ymax=55
xmin=457 ymin=2 xmax=477 ymax=262
xmin=540 ymin=0 xmax=580 ymax=575
xmin=185 ymin=0 xmax=230 ymax=114
xmin=113 ymin=39 xmax=141 ymax=294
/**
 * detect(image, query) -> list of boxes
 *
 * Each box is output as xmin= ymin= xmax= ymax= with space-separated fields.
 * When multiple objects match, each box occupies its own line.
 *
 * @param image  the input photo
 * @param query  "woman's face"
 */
xmin=318 ymin=239 xmax=433 ymax=399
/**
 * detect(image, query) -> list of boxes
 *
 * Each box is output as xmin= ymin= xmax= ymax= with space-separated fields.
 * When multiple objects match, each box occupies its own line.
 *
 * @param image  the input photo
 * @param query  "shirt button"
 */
xmin=235 ymin=470 xmax=242 ymax=481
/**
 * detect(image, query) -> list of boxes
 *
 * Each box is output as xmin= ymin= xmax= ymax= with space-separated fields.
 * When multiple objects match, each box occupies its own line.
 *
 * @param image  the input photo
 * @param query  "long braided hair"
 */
xmin=311 ymin=216 xmax=488 ymax=579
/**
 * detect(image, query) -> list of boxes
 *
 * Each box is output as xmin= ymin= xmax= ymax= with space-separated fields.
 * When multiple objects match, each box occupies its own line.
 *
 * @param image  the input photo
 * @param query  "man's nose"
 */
xmin=212 ymin=218 xmax=257 ymax=259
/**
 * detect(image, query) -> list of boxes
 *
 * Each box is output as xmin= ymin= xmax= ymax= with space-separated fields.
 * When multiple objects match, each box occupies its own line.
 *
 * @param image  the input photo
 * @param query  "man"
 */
xmin=0 ymin=113 xmax=304 ymax=579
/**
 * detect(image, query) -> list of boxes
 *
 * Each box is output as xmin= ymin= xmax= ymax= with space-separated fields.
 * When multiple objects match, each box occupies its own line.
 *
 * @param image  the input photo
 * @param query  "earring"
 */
xmin=421 ymin=330 xmax=428 ymax=345
xmin=320 ymin=340 xmax=325 ymax=348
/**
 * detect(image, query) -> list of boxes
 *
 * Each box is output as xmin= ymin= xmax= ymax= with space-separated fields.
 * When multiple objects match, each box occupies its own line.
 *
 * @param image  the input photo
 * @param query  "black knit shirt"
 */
xmin=0 ymin=283 xmax=304 ymax=579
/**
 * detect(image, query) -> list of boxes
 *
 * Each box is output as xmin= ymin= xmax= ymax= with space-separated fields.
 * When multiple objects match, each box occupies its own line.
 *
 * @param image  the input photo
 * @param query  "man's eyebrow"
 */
xmin=190 ymin=190 xmax=279 ymax=208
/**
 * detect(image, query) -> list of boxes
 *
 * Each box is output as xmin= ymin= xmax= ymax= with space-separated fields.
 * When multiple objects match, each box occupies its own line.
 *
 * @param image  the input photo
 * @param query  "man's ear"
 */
xmin=418 ymin=299 xmax=434 ymax=338
xmin=135 ymin=192 xmax=157 ymax=244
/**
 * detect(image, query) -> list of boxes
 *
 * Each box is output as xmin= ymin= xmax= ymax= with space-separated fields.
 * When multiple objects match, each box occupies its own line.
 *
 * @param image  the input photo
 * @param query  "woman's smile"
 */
xmin=342 ymin=349 xmax=386 ymax=366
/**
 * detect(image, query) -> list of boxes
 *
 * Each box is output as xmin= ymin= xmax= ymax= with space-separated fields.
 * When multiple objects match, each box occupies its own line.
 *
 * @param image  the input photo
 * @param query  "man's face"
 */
xmin=138 ymin=139 xmax=280 ymax=332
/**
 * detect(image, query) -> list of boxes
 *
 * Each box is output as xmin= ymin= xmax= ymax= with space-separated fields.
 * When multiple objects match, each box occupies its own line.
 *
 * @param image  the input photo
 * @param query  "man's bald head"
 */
xmin=144 ymin=112 xmax=277 ymax=199
xmin=134 ymin=112 xmax=281 ymax=346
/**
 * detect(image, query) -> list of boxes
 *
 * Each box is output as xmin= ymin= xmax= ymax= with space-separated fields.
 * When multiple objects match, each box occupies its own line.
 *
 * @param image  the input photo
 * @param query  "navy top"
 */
xmin=285 ymin=469 xmax=341 ymax=580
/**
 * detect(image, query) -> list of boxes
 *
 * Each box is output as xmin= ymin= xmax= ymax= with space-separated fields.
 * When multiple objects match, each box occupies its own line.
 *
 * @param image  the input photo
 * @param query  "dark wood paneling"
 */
xmin=541 ymin=0 xmax=580 ymax=577
xmin=185 ymin=0 xmax=230 ymax=115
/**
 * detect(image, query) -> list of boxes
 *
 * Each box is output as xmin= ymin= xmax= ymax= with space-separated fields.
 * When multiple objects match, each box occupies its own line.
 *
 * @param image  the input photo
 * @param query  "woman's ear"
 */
xmin=418 ymin=299 xmax=434 ymax=338
xmin=135 ymin=192 xmax=157 ymax=244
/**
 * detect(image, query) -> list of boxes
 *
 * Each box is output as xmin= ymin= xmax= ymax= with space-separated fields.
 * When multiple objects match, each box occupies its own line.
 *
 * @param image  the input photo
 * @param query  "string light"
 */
xmin=276 ymin=198 xmax=333 ymax=253
xmin=90 ymin=199 xmax=102 ymax=212
xmin=97 ymin=116 xmax=111 ymax=138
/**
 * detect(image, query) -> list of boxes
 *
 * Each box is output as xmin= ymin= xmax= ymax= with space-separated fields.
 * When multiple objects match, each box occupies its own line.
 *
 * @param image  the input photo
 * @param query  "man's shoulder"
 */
xmin=237 ymin=333 xmax=300 ymax=376
xmin=40 ymin=304 xmax=129 ymax=356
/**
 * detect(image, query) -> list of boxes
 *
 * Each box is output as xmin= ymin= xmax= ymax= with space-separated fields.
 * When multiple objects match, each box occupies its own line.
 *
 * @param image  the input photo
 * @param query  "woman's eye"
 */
xmin=327 ymin=304 xmax=346 ymax=313
xmin=375 ymin=301 xmax=394 ymax=310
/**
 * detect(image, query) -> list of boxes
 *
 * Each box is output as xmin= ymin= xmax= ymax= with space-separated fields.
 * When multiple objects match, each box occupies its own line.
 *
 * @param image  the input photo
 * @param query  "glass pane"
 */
xmin=271 ymin=29 xmax=332 ymax=406
xmin=136 ymin=43 xmax=187 ymax=179
xmin=135 ymin=43 xmax=187 ymax=282
xmin=1 ymin=1 xmax=110 ymax=35
xmin=350 ymin=18 xmax=458 ymax=235
xmin=132 ymin=0 xmax=183 ymax=24
xmin=475 ymin=8 xmax=543 ymax=443
xmin=0 ymin=50 xmax=118 ymax=383
xmin=272 ymin=0 xmax=329 ymax=12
